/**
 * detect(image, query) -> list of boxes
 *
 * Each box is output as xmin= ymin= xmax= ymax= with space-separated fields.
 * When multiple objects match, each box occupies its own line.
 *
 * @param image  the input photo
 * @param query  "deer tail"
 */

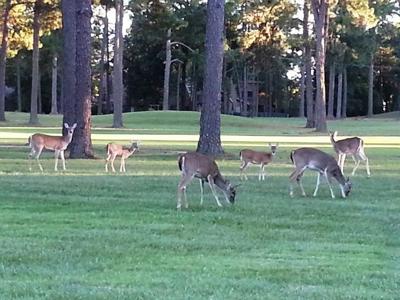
xmin=26 ymin=136 xmax=31 ymax=147
xmin=105 ymin=143 xmax=111 ymax=155
xmin=178 ymin=154 xmax=185 ymax=171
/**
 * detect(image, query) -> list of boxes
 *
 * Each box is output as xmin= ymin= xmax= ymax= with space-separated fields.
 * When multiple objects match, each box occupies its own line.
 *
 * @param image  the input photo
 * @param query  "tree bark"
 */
xmin=70 ymin=0 xmax=94 ymax=158
xmin=0 ymin=0 xmax=11 ymax=121
xmin=29 ymin=0 xmax=42 ymax=125
xmin=327 ymin=63 xmax=335 ymax=119
xmin=16 ymin=55 xmax=22 ymax=112
xmin=197 ymin=0 xmax=225 ymax=155
xmin=98 ymin=15 xmax=108 ymax=115
xmin=50 ymin=54 xmax=58 ymax=114
xmin=342 ymin=67 xmax=347 ymax=118
xmin=299 ymin=64 xmax=305 ymax=118
xmin=311 ymin=0 xmax=328 ymax=132
xmin=62 ymin=0 xmax=77 ymax=131
xmin=367 ymin=53 xmax=374 ymax=117
xmin=163 ymin=29 xmax=171 ymax=111
xmin=304 ymin=0 xmax=314 ymax=128
xmin=243 ymin=64 xmax=248 ymax=116
xmin=336 ymin=70 xmax=343 ymax=119
xmin=112 ymin=0 xmax=124 ymax=127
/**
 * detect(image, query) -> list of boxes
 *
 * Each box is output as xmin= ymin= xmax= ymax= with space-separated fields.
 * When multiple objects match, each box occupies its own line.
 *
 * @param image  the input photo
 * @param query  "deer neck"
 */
xmin=214 ymin=173 xmax=229 ymax=190
xmin=64 ymin=132 xmax=74 ymax=144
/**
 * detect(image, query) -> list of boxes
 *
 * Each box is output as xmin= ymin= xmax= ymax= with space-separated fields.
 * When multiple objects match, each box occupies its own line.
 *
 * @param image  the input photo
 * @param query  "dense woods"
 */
xmin=1 ymin=0 xmax=400 ymax=129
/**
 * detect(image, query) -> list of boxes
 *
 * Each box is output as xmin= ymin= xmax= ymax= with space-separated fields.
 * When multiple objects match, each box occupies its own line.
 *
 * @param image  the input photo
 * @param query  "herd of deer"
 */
xmin=27 ymin=123 xmax=371 ymax=210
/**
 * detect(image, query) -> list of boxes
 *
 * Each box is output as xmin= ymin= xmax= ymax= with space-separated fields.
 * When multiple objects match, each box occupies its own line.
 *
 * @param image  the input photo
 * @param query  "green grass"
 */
xmin=0 ymin=112 xmax=399 ymax=299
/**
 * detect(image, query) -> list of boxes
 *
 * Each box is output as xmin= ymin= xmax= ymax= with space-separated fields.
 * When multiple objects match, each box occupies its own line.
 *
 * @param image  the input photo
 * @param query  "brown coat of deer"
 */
xmin=28 ymin=123 xmax=77 ymax=172
xmin=177 ymin=152 xmax=236 ymax=210
xmin=105 ymin=141 xmax=139 ymax=173
xmin=289 ymin=147 xmax=352 ymax=198
xmin=329 ymin=131 xmax=370 ymax=177
xmin=239 ymin=143 xmax=278 ymax=180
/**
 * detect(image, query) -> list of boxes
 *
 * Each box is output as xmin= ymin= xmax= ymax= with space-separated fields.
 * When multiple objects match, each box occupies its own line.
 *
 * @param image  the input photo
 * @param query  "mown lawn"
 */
xmin=0 ymin=112 xmax=399 ymax=299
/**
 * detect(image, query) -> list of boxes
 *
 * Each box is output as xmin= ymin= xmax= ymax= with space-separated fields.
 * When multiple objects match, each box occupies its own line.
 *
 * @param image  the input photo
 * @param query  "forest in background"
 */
xmin=1 ymin=0 xmax=400 ymax=121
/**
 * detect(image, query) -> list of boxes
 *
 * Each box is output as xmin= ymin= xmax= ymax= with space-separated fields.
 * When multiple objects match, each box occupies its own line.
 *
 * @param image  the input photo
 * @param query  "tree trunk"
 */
xmin=98 ymin=15 xmax=108 ymax=115
xmin=197 ymin=0 xmax=224 ymax=155
xmin=368 ymin=53 xmax=374 ymax=117
xmin=243 ymin=65 xmax=248 ymax=116
xmin=70 ymin=0 xmax=94 ymax=158
xmin=50 ymin=54 xmax=58 ymax=114
xmin=299 ymin=64 xmax=305 ymax=118
xmin=327 ymin=63 xmax=335 ymax=119
xmin=304 ymin=0 xmax=314 ymax=128
xmin=163 ymin=29 xmax=171 ymax=111
xmin=62 ymin=0 xmax=77 ymax=131
xmin=16 ymin=56 xmax=22 ymax=112
xmin=336 ymin=70 xmax=343 ymax=119
xmin=29 ymin=1 xmax=41 ymax=125
xmin=176 ymin=63 xmax=181 ymax=110
xmin=112 ymin=0 xmax=124 ymax=127
xmin=311 ymin=0 xmax=328 ymax=132
xmin=342 ymin=67 xmax=347 ymax=118
xmin=0 ymin=0 xmax=11 ymax=121
xmin=105 ymin=3 xmax=111 ymax=113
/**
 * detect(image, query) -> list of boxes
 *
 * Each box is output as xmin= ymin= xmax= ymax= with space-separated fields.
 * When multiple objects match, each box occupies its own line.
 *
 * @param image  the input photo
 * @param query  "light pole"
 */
xmin=163 ymin=29 xmax=195 ymax=111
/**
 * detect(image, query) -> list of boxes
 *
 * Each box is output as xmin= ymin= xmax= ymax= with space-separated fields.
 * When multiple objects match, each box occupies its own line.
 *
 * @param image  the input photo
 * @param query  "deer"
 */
xmin=28 ymin=123 xmax=77 ymax=172
xmin=105 ymin=141 xmax=140 ymax=173
xmin=329 ymin=131 xmax=370 ymax=177
xmin=177 ymin=152 xmax=237 ymax=210
xmin=239 ymin=143 xmax=278 ymax=180
xmin=289 ymin=147 xmax=352 ymax=199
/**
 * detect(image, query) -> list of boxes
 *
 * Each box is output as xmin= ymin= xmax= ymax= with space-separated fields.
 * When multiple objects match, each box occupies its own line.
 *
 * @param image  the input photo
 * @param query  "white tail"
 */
xmin=105 ymin=141 xmax=139 ymax=172
xmin=177 ymin=152 xmax=237 ymax=210
xmin=239 ymin=143 xmax=278 ymax=180
xmin=330 ymin=131 xmax=370 ymax=177
xmin=28 ymin=123 xmax=77 ymax=172
xmin=289 ymin=147 xmax=352 ymax=199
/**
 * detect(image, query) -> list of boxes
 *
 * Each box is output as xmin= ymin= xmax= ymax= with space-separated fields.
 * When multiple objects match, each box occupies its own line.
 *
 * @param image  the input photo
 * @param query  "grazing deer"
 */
xmin=329 ymin=131 xmax=370 ymax=177
xmin=289 ymin=147 xmax=352 ymax=199
xmin=28 ymin=123 xmax=77 ymax=172
xmin=239 ymin=143 xmax=278 ymax=180
xmin=177 ymin=152 xmax=237 ymax=210
xmin=105 ymin=141 xmax=140 ymax=173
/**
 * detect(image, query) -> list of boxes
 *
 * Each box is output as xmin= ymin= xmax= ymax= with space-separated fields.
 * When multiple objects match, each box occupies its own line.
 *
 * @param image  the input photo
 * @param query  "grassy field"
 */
xmin=0 ymin=112 xmax=399 ymax=299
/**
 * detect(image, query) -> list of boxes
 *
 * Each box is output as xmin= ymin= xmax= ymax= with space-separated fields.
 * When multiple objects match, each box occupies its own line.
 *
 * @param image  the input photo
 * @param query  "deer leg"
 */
xmin=199 ymin=179 xmax=205 ymax=205
xmin=105 ymin=154 xmax=111 ymax=172
xmin=120 ymin=157 xmax=125 ymax=172
xmin=289 ymin=168 xmax=306 ymax=197
xmin=240 ymin=162 xmax=249 ymax=180
xmin=177 ymin=175 xmax=192 ymax=210
xmin=351 ymin=155 xmax=361 ymax=176
xmin=110 ymin=155 xmax=117 ymax=172
xmin=358 ymin=149 xmax=371 ymax=177
xmin=339 ymin=154 xmax=346 ymax=173
xmin=207 ymin=175 xmax=222 ymax=207
xmin=28 ymin=148 xmax=36 ymax=171
xmin=313 ymin=172 xmax=322 ymax=197
xmin=54 ymin=150 xmax=60 ymax=171
xmin=324 ymin=171 xmax=335 ymax=199
xmin=261 ymin=164 xmax=266 ymax=180
xmin=34 ymin=146 xmax=44 ymax=172
xmin=60 ymin=150 xmax=66 ymax=171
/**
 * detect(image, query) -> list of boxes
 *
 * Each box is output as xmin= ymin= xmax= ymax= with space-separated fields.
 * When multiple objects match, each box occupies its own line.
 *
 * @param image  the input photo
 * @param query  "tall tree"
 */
xmin=197 ymin=0 xmax=225 ymax=155
xmin=69 ymin=0 xmax=94 ymax=157
xmin=304 ymin=0 xmax=314 ymax=128
xmin=311 ymin=0 xmax=329 ymax=132
xmin=0 ymin=0 xmax=12 ymax=121
xmin=29 ymin=0 xmax=42 ymax=124
xmin=112 ymin=0 xmax=124 ymax=127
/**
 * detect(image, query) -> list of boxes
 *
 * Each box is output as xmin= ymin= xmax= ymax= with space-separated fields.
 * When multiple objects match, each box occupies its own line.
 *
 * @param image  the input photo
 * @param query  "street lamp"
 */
xmin=163 ymin=29 xmax=195 ymax=111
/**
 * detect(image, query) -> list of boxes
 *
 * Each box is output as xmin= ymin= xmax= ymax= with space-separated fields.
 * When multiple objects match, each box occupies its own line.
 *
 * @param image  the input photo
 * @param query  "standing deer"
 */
xmin=329 ymin=131 xmax=370 ymax=177
xmin=105 ymin=141 xmax=139 ymax=173
xmin=239 ymin=143 xmax=278 ymax=180
xmin=28 ymin=123 xmax=77 ymax=172
xmin=177 ymin=152 xmax=237 ymax=210
xmin=289 ymin=147 xmax=352 ymax=199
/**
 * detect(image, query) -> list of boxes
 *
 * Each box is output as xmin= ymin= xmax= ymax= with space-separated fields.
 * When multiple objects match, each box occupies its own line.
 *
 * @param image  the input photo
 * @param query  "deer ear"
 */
xmin=64 ymin=123 xmax=69 ymax=128
xmin=72 ymin=123 xmax=77 ymax=129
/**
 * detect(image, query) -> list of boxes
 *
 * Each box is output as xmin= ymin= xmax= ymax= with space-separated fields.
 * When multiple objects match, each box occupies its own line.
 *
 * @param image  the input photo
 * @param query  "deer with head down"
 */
xmin=105 ymin=141 xmax=140 ymax=173
xmin=289 ymin=147 xmax=352 ymax=199
xmin=239 ymin=143 xmax=278 ymax=180
xmin=28 ymin=123 xmax=77 ymax=172
xmin=177 ymin=152 xmax=237 ymax=210
xmin=329 ymin=131 xmax=370 ymax=177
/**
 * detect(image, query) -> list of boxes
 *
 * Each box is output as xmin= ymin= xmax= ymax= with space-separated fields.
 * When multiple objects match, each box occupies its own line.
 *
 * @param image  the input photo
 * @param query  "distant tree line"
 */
xmin=1 ymin=0 xmax=400 ymax=132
